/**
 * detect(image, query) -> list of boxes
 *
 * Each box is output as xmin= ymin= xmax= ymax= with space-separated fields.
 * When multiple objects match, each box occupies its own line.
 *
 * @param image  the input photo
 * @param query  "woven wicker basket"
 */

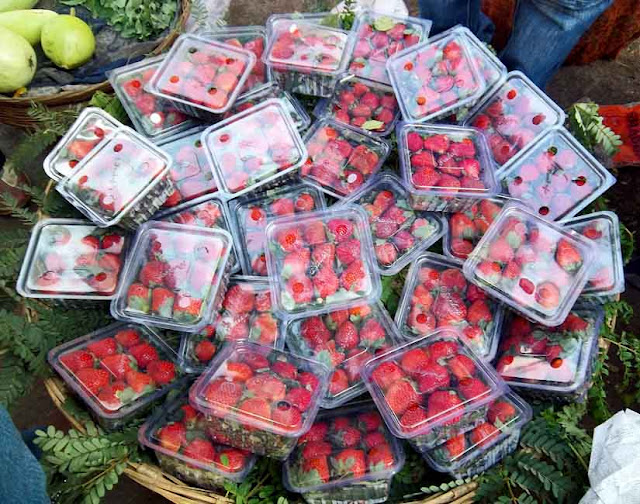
xmin=0 ymin=0 xmax=191 ymax=129
xmin=43 ymin=377 xmax=478 ymax=504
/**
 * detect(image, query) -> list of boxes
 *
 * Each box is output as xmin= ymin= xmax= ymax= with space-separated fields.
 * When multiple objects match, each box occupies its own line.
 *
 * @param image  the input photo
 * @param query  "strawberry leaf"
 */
xmin=373 ymin=16 xmax=395 ymax=32
xmin=362 ymin=120 xmax=385 ymax=131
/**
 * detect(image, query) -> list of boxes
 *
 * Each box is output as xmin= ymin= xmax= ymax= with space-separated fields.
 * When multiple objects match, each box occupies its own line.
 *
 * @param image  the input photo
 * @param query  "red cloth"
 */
xmin=600 ymin=104 xmax=640 ymax=166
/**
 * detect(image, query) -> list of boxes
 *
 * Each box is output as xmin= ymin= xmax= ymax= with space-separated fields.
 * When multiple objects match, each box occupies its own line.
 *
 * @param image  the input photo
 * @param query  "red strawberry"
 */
xmin=336 ymin=321 xmax=359 ymax=350
xmin=286 ymin=387 xmax=312 ymax=411
xmin=272 ymin=361 xmax=298 ymax=380
xmin=100 ymin=354 xmax=134 ymax=380
xmin=360 ymin=319 xmax=386 ymax=348
xmin=157 ymin=422 xmax=186 ymax=453
xmin=458 ymin=377 xmax=489 ymax=400
xmin=556 ymin=239 xmax=582 ymax=272
xmin=60 ymin=350 xmax=94 ymax=373
xmin=371 ymin=361 xmax=405 ymax=390
xmin=270 ymin=197 xmax=295 ymax=216
xmin=450 ymin=213 xmax=475 ymax=240
xmin=364 ymin=431 xmax=387 ymax=449
xmin=147 ymin=360 xmax=176 ymax=385
xmin=271 ymin=402 xmax=302 ymax=431
xmin=311 ymin=243 xmax=335 ymax=268
xmin=467 ymin=300 xmax=492 ymax=325
xmin=385 ymin=379 xmax=419 ymax=415
xmin=412 ymin=166 xmax=439 ymax=188
xmin=443 ymin=434 xmax=467 ymax=459
xmin=204 ymin=378 xmax=243 ymax=408
xmin=114 ymin=329 xmax=140 ymax=348
xmin=336 ymin=239 xmax=361 ymax=265
xmin=183 ymin=439 xmax=215 ymax=464
xmin=151 ymin=288 xmax=174 ymax=318
xmin=99 ymin=382 xmax=125 ymax=409
xmin=434 ymin=291 xmax=467 ymax=325
xmin=215 ymin=448 xmax=247 ymax=472
xmin=75 ymin=368 xmax=110 ymax=395
xmin=300 ymin=422 xmax=329 ymax=444
xmin=302 ymin=441 xmax=333 ymax=459
xmin=448 ymin=354 xmax=475 ymax=380
xmin=358 ymin=411 xmax=382 ymax=432
xmin=286 ymin=275 xmax=313 ymax=304
xmin=195 ymin=340 xmax=216 ymax=362
xmin=399 ymin=405 xmax=429 ymax=432
xmin=139 ymin=260 xmax=166 ymax=287
xmin=400 ymin=348 xmax=431 ymax=377
xmin=467 ymin=284 xmax=487 ymax=302
xmin=327 ymin=219 xmax=354 ymax=242
xmin=535 ymin=282 xmax=560 ymax=308
xmin=440 ymin=269 xmax=466 ymax=292
xmin=87 ymin=338 xmax=118 ymax=359
xmin=417 ymin=362 xmax=450 ymax=394
xmin=340 ymin=260 xmax=367 ymax=291
xmin=469 ymin=422 xmax=500 ymax=447
xmin=223 ymin=284 xmax=255 ymax=314
xmin=313 ymin=266 xmax=340 ymax=298
xmin=427 ymin=390 xmax=464 ymax=425
xmin=295 ymin=193 xmax=316 ymax=212
xmin=488 ymin=400 xmax=517 ymax=424
xmin=476 ymin=261 xmax=502 ymax=284
xmin=301 ymin=316 xmax=331 ymax=348
xmin=302 ymin=457 xmax=330 ymax=483
xmin=367 ymin=444 xmax=395 ymax=470
xmin=246 ymin=374 xmax=286 ymax=401
xmin=129 ymin=342 xmax=159 ymax=369
xmin=423 ymin=134 xmax=450 ymax=154
xmin=332 ymin=449 xmax=366 ymax=478
xmin=428 ymin=340 xmax=459 ymax=363
xmin=226 ymin=362 xmax=253 ymax=382
xmin=124 ymin=369 xmax=154 ymax=394
xmin=488 ymin=237 xmax=514 ymax=263
xmin=331 ymin=425 xmax=362 ymax=448
xmin=278 ymin=227 xmax=305 ymax=252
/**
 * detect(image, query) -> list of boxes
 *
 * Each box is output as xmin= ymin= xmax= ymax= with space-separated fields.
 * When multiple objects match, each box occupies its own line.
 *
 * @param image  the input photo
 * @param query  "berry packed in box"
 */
xmin=394 ymin=253 xmax=504 ymax=362
xmin=139 ymin=394 xmax=256 ymax=489
xmin=49 ymin=322 xmax=182 ymax=430
xmin=264 ymin=205 xmax=382 ymax=318
xmin=229 ymin=183 xmax=326 ymax=276
xmin=339 ymin=172 xmax=446 ymax=276
xmin=203 ymin=98 xmax=308 ymax=197
xmin=397 ymin=123 xmax=498 ymax=212
xmin=387 ymin=32 xmax=485 ymax=123
xmin=313 ymin=74 xmax=400 ymax=137
xmin=498 ymin=127 xmax=616 ymax=221
xmin=189 ymin=342 xmax=330 ymax=459
xmin=285 ymin=302 xmax=400 ymax=409
xmin=17 ymin=219 xmax=128 ymax=304
xmin=283 ymin=402 xmax=405 ymax=504
xmin=43 ymin=107 xmax=119 ymax=182
xmin=495 ymin=306 xmax=604 ymax=402
xmin=423 ymin=391 xmax=531 ymax=478
xmin=179 ymin=279 xmax=284 ymax=373
xmin=111 ymin=221 xmax=233 ymax=332
xmin=55 ymin=127 xmax=174 ymax=230
xmin=108 ymin=56 xmax=192 ymax=140
xmin=302 ymin=119 xmax=390 ymax=199
xmin=361 ymin=328 xmax=507 ymax=452
xmin=348 ymin=9 xmax=431 ymax=84
xmin=264 ymin=14 xmax=353 ymax=97
xmin=462 ymin=205 xmax=596 ymax=326
xmin=147 ymin=33 xmax=256 ymax=119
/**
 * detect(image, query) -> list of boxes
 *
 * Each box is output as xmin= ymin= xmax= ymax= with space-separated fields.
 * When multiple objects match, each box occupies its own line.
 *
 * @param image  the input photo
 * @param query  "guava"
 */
xmin=0 ymin=25 xmax=36 ymax=93
xmin=41 ymin=11 xmax=95 ymax=70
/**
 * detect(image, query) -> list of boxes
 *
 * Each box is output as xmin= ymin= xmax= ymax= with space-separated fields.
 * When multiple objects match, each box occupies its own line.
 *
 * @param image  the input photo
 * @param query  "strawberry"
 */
xmin=367 ymin=444 xmax=395 ymax=471
xmin=183 ymin=439 xmax=216 ymax=464
xmin=488 ymin=400 xmax=517 ymax=424
xmin=270 ymin=197 xmax=295 ymax=216
xmin=357 ymin=411 xmax=382 ymax=432
xmin=151 ymin=288 xmax=174 ymax=318
xmin=488 ymin=237 xmax=514 ymax=263
xmin=327 ymin=219 xmax=354 ymax=242
xmin=434 ymin=291 xmax=467 ymax=325
xmin=556 ymin=239 xmax=583 ymax=272
xmin=458 ymin=377 xmax=489 ymax=400
xmin=286 ymin=275 xmax=313 ymax=304
xmin=467 ymin=284 xmax=487 ymax=303
xmin=204 ymin=378 xmax=243 ymax=408
xmin=332 ymin=449 xmax=366 ymax=478
xmin=359 ymin=319 xmax=386 ymax=348
xmin=272 ymin=361 xmax=298 ymax=380
xmin=399 ymin=405 xmax=429 ymax=432
xmin=364 ymin=431 xmax=387 ymax=449
xmin=335 ymin=239 xmax=361 ymax=265
xmin=60 ymin=350 xmax=94 ymax=373
xmin=385 ymin=379 xmax=419 ymax=415
xmin=215 ymin=448 xmax=247 ymax=472
xmin=246 ymin=374 xmax=286 ymax=401
xmin=98 ymin=382 xmax=125 ymax=409
xmin=449 ymin=213 xmax=475 ymax=240
xmin=443 ymin=434 xmax=466 ymax=459
xmin=114 ymin=329 xmax=140 ymax=348
xmin=427 ymin=390 xmax=463 ymax=425
xmin=440 ymin=269 xmax=466 ymax=292
xmin=147 ymin=360 xmax=176 ymax=385
xmin=194 ymin=340 xmax=216 ymax=362
xmin=226 ymin=362 xmax=253 ymax=382
xmin=428 ymin=340 xmax=459 ymax=363
xmin=311 ymin=243 xmax=335 ymax=268
xmin=286 ymin=387 xmax=312 ymax=412
xmin=129 ymin=342 xmax=159 ymax=369
xmin=469 ymin=422 xmax=500 ymax=447
xmin=412 ymin=167 xmax=439 ymax=188
xmin=100 ymin=354 xmax=134 ymax=380
xmin=400 ymin=348 xmax=431 ymax=377
xmin=124 ymin=369 xmax=154 ymax=394
xmin=371 ymin=361 xmax=405 ymax=391
xmin=340 ymin=260 xmax=366 ymax=291
xmin=223 ymin=284 xmax=255 ymax=313
xmin=467 ymin=300 xmax=492 ymax=325
xmin=302 ymin=441 xmax=333 ymax=459
xmin=417 ymin=362 xmax=450 ymax=394
xmin=423 ymin=134 xmax=450 ymax=154
xmin=335 ymin=321 xmax=359 ymax=350
xmin=75 ymin=368 xmax=110 ymax=395
xmin=331 ymin=425 xmax=362 ymax=448
xmin=139 ymin=260 xmax=166 ymax=287
xmin=476 ymin=261 xmax=502 ymax=284
xmin=271 ymin=402 xmax=302 ymax=431
xmin=158 ymin=422 xmax=186 ymax=452
xmin=447 ymin=354 xmax=475 ymax=380
xmin=301 ymin=317 xmax=331 ymax=348
xmin=300 ymin=422 xmax=329 ymax=444
xmin=535 ymin=281 xmax=560 ymax=308
xmin=277 ymin=227 xmax=305 ymax=252
xmin=313 ymin=266 xmax=339 ymax=299
xmin=302 ymin=457 xmax=330 ymax=483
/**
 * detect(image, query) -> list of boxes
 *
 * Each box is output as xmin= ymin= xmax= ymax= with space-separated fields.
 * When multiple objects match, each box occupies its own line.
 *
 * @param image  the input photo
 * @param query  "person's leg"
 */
xmin=418 ymin=0 xmax=495 ymax=42
xmin=500 ymin=0 xmax=613 ymax=88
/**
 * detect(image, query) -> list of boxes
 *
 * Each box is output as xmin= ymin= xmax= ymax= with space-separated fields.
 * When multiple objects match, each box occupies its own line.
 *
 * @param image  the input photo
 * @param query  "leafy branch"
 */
xmin=567 ymin=102 xmax=623 ymax=156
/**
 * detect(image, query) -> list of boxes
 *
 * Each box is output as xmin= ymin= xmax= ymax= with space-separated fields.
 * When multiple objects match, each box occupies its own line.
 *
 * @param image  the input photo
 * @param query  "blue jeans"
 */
xmin=418 ymin=0 xmax=613 ymax=88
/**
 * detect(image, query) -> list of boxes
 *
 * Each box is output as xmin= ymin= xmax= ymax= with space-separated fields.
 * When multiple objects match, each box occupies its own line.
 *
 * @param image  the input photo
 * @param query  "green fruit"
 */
xmin=0 ymin=9 xmax=58 ymax=45
xmin=0 ymin=0 xmax=38 ymax=13
xmin=41 ymin=11 xmax=95 ymax=70
xmin=0 ymin=25 xmax=36 ymax=93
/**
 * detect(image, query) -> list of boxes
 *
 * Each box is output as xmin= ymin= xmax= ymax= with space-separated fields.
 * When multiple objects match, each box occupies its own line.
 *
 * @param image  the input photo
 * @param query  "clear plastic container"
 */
xmin=139 ymin=394 xmax=257 ymax=488
xmin=146 ymin=33 xmax=256 ymax=119
xmin=203 ymin=98 xmax=308 ymax=197
xmin=264 ymin=205 xmax=382 ymax=318
xmin=111 ymin=221 xmax=233 ymax=333
xmin=443 ymin=197 xmax=509 ymax=262
xmin=48 ymin=322 xmax=183 ymax=430
xmin=284 ymin=302 xmax=401 ymax=409
xmin=313 ymin=74 xmax=401 ymax=137
xmin=348 ymin=9 xmax=432 ymax=85
xmin=497 ymin=127 xmax=617 ymax=221
xmin=108 ymin=56 xmax=193 ymax=139
xmin=156 ymin=127 xmax=218 ymax=209
xmin=55 ymin=127 xmax=174 ymax=230
xmin=561 ymin=211 xmax=625 ymax=299
xmin=17 ymin=219 xmax=129 ymax=303
xmin=264 ymin=14 xmax=353 ymax=97
xmin=462 ymin=204 xmax=596 ymax=326
xmin=495 ymin=306 xmax=604 ymax=401
xmin=423 ymin=391 xmax=531 ymax=478
xmin=464 ymin=71 xmax=565 ymax=171
xmin=283 ymin=402 xmax=405 ymax=504
xmin=43 ymin=107 xmax=120 ymax=182
xmin=222 ymin=81 xmax=311 ymax=131
xmin=361 ymin=328 xmax=507 ymax=452
xmin=228 ymin=182 xmax=326 ymax=276
xmin=386 ymin=32 xmax=485 ymax=123
xmin=154 ymin=193 xmax=240 ymax=274
xmin=338 ymin=173 xmax=446 ymax=276
xmin=394 ymin=252 xmax=504 ymax=362
xmin=189 ymin=341 xmax=330 ymax=459
xmin=302 ymin=119 xmax=391 ymax=199
xmin=397 ymin=123 xmax=498 ymax=212
xmin=179 ymin=278 xmax=285 ymax=373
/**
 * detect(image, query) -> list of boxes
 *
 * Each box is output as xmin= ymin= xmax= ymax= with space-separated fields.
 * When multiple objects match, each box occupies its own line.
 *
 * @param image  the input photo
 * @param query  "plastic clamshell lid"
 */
xmin=397 ymin=122 xmax=499 ymax=199
xmin=189 ymin=341 xmax=330 ymax=437
xmin=264 ymin=205 xmax=382 ymax=318
xmin=495 ymin=305 xmax=604 ymax=394
xmin=361 ymin=328 xmax=507 ymax=439
xmin=283 ymin=401 xmax=405 ymax=493
xmin=498 ymin=127 xmax=617 ymax=221
xmin=48 ymin=322 xmax=182 ymax=420
xmin=313 ymin=74 xmax=401 ymax=137
xmin=43 ymin=107 xmax=120 ymax=182
xmin=138 ymin=393 xmax=257 ymax=481
xmin=56 ymin=127 xmax=172 ymax=227
xmin=111 ymin=221 xmax=233 ymax=332
xmin=462 ymin=204 xmax=596 ymax=326
xmin=284 ymin=302 xmax=402 ymax=409
xmin=147 ymin=33 xmax=257 ymax=114
xmin=394 ymin=252 xmax=504 ymax=362
xmin=423 ymin=391 xmax=532 ymax=473
xmin=17 ymin=218 xmax=128 ymax=300
xmin=386 ymin=32 xmax=485 ymax=123
xmin=348 ymin=9 xmax=432 ymax=85
xmin=302 ymin=118 xmax=391 ymax=199
xmin=455 ymin=26 xmax=506 ymax=94
xmin=108 ymin=55 xmax=194 ymax=139
xmin=228 ymin=182 xmax=327 ymax=276
xmin=338 ymin=172 xmax=446 ymax=276
xmin=263 ymin=18 xmax=352 ymax=76
xmin=464 ymin=71 xmax=566 ymax=172
xmin=561 ymin=211 xmax=625 ymax=297
xmin=203 ymin=98 xmax=308 ymax=196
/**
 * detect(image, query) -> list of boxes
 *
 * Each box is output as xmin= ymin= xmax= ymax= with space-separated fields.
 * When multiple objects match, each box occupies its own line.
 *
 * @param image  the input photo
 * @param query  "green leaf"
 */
xmin=362 ymin=120 xmax=385 ymax=131
xmin=373 ymin=16 xmax=395 ymax=32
